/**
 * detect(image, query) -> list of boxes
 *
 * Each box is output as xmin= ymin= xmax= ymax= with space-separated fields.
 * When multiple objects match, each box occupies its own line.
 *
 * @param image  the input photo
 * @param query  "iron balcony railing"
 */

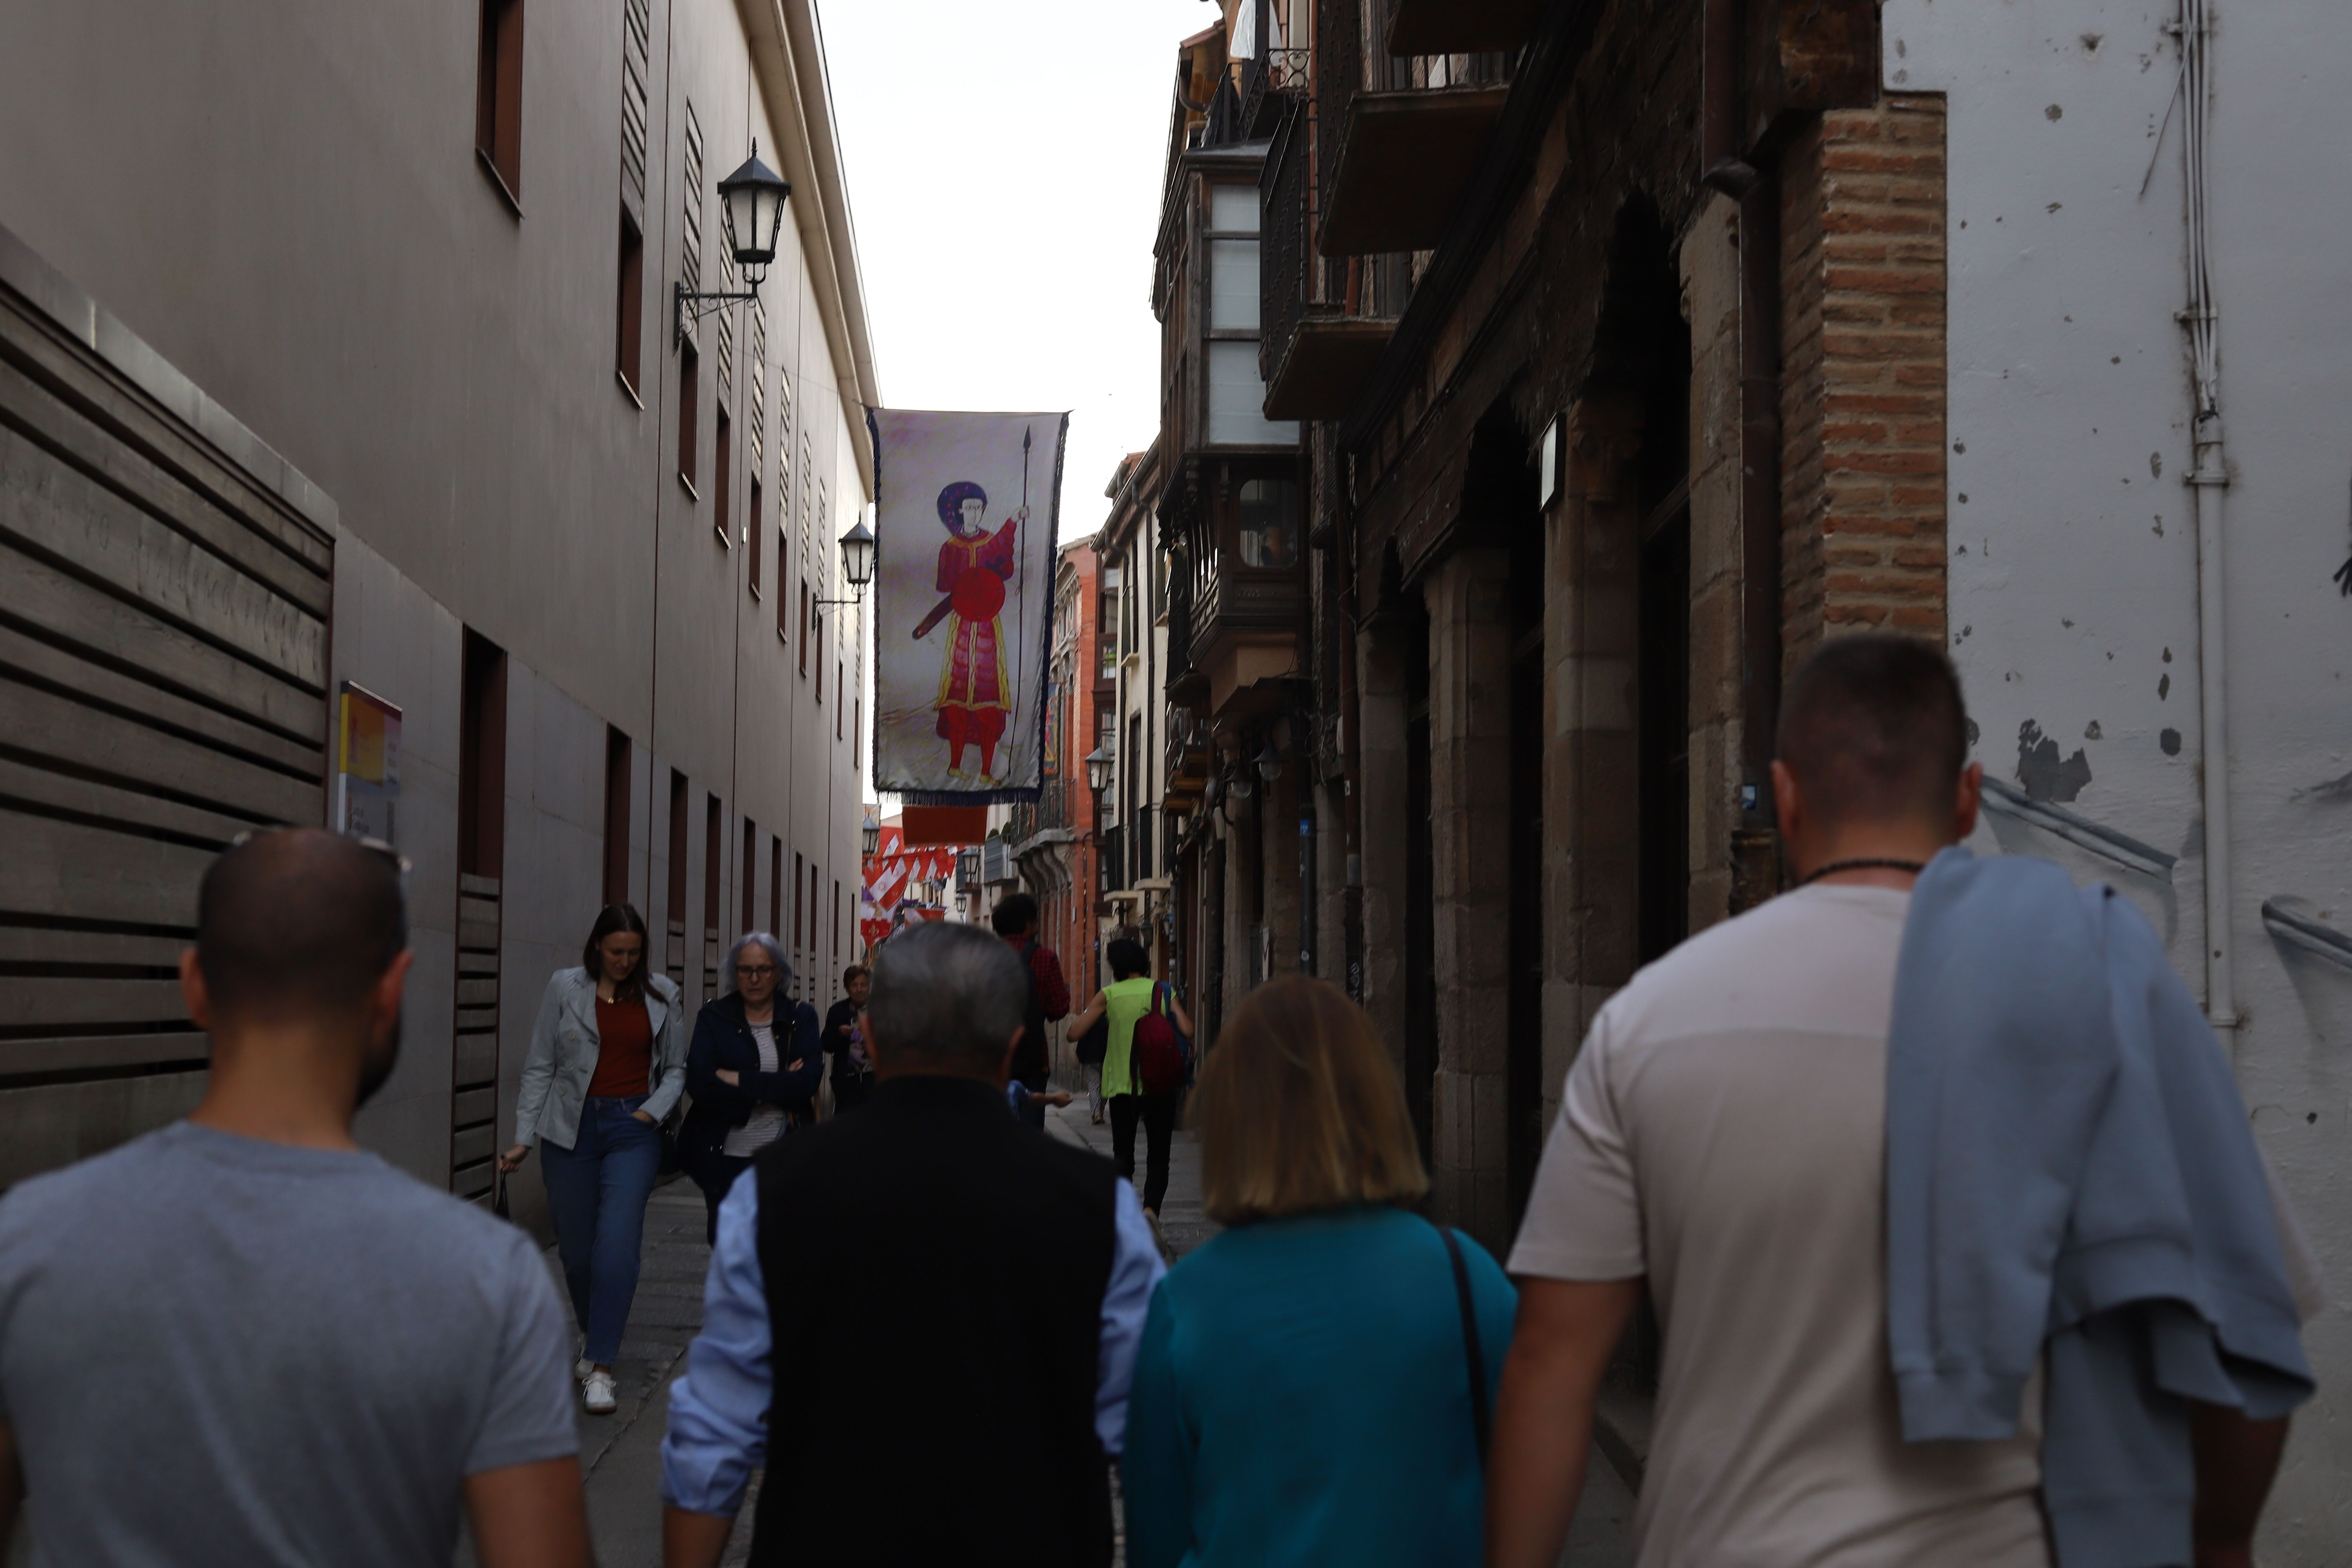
xmin=1260 ymin=93 xmax=1325 ymax=386
xmin=1239 ymin=46 xmax=1312 ymax=143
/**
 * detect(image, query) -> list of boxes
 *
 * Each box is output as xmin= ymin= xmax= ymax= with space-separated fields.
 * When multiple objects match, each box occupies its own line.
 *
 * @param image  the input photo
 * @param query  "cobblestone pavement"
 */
xmin=533 ymin=1100 xmax=1632 ymax=1567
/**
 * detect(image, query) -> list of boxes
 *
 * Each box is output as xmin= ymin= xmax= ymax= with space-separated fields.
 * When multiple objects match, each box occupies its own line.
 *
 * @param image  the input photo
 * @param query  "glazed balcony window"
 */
xmin=1237 ymin=478 xmax=1299 ymax=570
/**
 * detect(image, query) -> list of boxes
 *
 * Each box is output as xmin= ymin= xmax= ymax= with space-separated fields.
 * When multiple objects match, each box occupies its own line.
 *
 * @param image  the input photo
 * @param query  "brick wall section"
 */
xmin=1780 ymin=93 xmax=1949 ymax=663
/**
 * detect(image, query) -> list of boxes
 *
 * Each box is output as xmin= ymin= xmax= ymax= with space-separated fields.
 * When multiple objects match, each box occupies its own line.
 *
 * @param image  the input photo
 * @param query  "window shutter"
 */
xmin=619 ymin=0 xmax=651 ymax=225
xmin=680 ymin=104 xmax=703 ymax=342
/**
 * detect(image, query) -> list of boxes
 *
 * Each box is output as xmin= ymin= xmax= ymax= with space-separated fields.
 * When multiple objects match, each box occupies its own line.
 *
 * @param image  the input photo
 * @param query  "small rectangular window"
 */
xmin=602 ymin=726 xmax=631 ymax=906
xmin=1209 ymin=183 xmax=1258 ymax=233
xmin=741 ymin=816 xmax=756 ymax=935
xmin=677 ymin=342 xmax=700 ymax=491
xmin=777 ymin=521 xmax=792 ymax=640
xmin=615 ymin=210 xmax=643 ymax=394
xmin=713 ymin=406 xmax=733 ymax=544
xmin=770 ymin=838 xmax=783 ymax=937
xmin=748 ymin=478 xmax=764 ymax=595
xmin=475 ymin=0 xmax=525 ymax=204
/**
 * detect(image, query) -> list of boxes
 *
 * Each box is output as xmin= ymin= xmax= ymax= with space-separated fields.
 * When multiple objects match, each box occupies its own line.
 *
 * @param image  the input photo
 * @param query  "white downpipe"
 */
xmin=2179 ymin=0 xmax=2236 ymax=1034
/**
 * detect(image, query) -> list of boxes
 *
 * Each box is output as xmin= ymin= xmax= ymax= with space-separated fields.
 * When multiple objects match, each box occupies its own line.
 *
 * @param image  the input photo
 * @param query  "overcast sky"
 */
xmin=817 ymin=0 xmax=1208 ymax=548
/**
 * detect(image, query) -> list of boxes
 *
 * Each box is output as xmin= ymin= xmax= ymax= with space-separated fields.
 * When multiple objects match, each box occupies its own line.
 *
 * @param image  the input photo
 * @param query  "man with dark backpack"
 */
xmin=1066 ymin=939 xmax=1194 ymax=1220
xmin=991 ymin=893 xmax=1070 ymax=1130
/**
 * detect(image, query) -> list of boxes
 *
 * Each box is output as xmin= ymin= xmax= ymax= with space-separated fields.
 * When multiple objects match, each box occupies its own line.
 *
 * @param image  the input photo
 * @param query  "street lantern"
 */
xmin=838 ymin=520 xmax=876 ymax=589
xmin=1085 ymin=747 xmax=1112 ymax=794
xmin=1254 ymin=737 xmax=1283 ymax=784
xmin=1227 ymin=764 xmax=1255 ymax=801
xmin=676 ymin=139 xmax=791 ymax=346
xmin=861 ymin=816 xmax=880 ymax=857
xmin=717 ymin=146 xmax=792 ymax=285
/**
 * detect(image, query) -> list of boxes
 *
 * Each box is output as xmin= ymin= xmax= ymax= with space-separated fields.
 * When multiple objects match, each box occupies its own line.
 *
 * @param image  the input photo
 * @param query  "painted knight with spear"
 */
xmin=913 ymin=427 xmax=1032 ymax=778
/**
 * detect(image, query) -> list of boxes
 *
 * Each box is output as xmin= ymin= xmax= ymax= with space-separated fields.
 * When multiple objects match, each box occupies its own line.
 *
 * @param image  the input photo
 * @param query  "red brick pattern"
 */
xmin=1780 ymin=94 xmax=1948 ymax=661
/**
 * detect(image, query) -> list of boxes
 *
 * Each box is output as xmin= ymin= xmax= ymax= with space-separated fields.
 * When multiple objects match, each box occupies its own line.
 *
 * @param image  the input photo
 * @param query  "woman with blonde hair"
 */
xmin=1120 ymin=976 xmax=1516 ymax=1567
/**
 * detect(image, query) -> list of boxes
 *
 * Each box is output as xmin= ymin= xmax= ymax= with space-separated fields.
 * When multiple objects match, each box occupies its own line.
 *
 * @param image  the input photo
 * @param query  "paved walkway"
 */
xmin=534 ymin=1101 xmax=1633 ymax=1568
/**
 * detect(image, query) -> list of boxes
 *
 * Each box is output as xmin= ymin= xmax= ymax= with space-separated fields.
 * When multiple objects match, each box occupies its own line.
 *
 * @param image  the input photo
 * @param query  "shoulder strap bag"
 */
xmin=1439 ymin=1223 xmax=1492 ymax=1466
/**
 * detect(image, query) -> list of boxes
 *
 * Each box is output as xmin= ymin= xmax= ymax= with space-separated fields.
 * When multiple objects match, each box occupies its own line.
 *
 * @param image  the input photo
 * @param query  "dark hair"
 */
xmin=1775 ymin=633 xmax=1970 ymax=825
xmin=865 ymin=920 xmax=1027 ymax=1069
xmin=197 ymin=829 xmax=408 ymax=1024
xmin=990 ymin=892 xmax=1039 ymax=937
xmin=842 ymin=963 xmax=870 ymax=986
xmin=1108 ymin=937 xmax=1150 ymax=981
xmin=582 ymin=905 xmax=654 ymax=1003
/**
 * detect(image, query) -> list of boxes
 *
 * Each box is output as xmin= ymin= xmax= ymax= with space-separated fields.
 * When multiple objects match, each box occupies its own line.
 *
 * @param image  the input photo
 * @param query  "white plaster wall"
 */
xmin=2 ymin=0 xmax=870 ymax=1223
xmin=1889 ymin=0 xmax=2352 ymax=1553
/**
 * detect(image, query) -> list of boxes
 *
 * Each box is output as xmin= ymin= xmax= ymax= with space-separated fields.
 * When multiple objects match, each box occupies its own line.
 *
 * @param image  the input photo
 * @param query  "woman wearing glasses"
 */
xmin=680 ymin=932 xmax=823 ymax=1245
xmin=502 ymin=903 xmax=687 ymax=1415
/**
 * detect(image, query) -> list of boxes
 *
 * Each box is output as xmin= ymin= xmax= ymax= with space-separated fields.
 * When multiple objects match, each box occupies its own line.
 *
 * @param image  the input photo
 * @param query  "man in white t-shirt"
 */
xmin=1486 ymin=634 xmax=2291 ymax=1568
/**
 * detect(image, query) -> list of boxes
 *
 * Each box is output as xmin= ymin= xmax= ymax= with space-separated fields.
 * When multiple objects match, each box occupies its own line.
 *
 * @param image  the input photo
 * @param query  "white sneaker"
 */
xmin=582 ymin=1370 xmax=617 ymax=1415
xmin=574 ymin=1357 xmax=595 ymax=1382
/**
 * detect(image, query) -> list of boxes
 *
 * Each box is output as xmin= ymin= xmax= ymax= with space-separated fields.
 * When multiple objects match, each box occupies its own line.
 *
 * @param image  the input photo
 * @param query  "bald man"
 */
xmin=0 ymin=830 xmax=590 ymax=1568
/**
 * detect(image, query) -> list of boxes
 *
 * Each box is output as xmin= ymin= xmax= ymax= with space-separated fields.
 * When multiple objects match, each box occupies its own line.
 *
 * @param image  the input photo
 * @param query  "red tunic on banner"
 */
xmin=934 ymin=518 xmax=1018 ymax=774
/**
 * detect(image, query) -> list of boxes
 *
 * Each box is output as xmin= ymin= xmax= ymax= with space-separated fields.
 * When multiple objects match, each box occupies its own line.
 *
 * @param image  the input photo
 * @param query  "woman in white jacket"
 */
xmin=498 ymin=903 xmax=684 ymax=1413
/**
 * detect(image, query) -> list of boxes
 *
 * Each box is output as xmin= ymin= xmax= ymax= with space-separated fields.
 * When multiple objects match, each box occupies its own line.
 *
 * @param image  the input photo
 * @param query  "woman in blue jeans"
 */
xmin=500 ymin=904 xmax=686 ymax=1414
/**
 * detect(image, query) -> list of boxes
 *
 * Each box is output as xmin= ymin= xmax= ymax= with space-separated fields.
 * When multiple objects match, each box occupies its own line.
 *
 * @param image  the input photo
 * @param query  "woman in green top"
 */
xmin=1064 ymin=937 xmax=1192 ymax=1216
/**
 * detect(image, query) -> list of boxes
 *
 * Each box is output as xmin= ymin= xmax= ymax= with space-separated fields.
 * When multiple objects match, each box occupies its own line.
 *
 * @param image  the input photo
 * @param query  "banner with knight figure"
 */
xmin=867 ymin=408 xmax=1066 ymax=801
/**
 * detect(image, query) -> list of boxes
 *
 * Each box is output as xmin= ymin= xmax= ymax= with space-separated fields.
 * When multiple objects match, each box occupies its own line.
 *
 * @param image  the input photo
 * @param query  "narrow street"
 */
xmin=508 ymin=1101 xmax=1635 ymax=1567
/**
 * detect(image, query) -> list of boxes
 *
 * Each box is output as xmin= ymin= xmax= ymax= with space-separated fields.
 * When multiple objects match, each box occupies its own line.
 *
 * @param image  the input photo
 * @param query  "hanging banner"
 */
xmin=868 ymin=408 xmax=1067 ymax=802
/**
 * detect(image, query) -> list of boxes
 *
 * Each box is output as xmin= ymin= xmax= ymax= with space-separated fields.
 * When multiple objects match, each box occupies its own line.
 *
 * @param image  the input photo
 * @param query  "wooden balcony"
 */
xmin=1266 ymin=316 xmax=1395 ymax=419
xmin=1385 ymin=0 xmax=1545 ymax=55
xmin=1164 ymin=711 xmax=1213 ymax=808
xmin=1319 ymin=84 xmax=1511 ymax=257
xmin=1188 ymin=564 xmax=1304 ymax=721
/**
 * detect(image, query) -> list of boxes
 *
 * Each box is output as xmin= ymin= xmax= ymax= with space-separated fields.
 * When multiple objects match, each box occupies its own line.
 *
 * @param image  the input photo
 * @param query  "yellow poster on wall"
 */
xmin=335 ymin=682 xmax=403 ymax=842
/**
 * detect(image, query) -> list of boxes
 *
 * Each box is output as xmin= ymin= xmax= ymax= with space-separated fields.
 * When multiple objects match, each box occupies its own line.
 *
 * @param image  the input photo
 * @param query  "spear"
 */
xmin=1007 ymin=424 xmax=1033 ymax=782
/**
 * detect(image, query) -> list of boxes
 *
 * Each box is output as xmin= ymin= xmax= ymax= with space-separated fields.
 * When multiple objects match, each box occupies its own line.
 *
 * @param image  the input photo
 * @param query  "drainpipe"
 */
xmin=1703 ymin=0 xmax=1780 ymax=906
xmin=1732 ymin=165 xmax=1784 ymax=909
xmin=2178 ymin=0 xmax=2235 ymax=1034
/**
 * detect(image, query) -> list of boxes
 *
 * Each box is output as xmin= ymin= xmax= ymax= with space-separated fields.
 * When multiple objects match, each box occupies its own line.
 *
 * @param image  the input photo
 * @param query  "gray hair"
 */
xmin=723 ymin=932 xmax=792 ymax=995
xmin=866 ymin=920 xmax=1027 ymax=1069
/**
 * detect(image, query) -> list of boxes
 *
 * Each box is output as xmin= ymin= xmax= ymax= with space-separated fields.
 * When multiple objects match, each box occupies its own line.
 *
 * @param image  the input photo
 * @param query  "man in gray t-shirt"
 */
xmin=0 ymin=830 xmax=586 ymax=1568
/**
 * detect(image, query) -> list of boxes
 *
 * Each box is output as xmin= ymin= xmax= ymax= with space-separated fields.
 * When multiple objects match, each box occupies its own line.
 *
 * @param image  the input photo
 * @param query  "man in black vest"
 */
xmin=990 ymin=892 xmax=1069 ymax=1130
xmin=659 ymin=919 xmax=1165 ymax=1568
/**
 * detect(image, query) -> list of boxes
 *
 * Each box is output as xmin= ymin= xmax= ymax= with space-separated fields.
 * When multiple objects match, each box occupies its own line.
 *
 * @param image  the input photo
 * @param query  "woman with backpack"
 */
xmin=1120 ymin=976 xmax=1516 ymax=1567
xmin=1063 ymin=937 xmax=1192 ymax=1217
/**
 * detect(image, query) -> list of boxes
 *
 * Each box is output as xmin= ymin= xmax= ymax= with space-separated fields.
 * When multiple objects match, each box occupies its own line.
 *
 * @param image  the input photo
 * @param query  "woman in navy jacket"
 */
xmin=680 ymin=932 xmax=822 ymax=1242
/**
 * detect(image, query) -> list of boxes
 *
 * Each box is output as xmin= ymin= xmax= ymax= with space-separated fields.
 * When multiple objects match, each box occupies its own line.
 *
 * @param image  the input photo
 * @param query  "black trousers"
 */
xmin=698 ymin=1153 xmax=753 ymax=1245
xmin=1108 ymin=1092 xmax=1177 ymax=1213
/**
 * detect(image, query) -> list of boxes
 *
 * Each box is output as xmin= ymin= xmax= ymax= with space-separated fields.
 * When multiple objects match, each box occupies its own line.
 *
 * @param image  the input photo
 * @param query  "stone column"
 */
xmin=1425 ymin=547 xmax=1516 ymax=1253
xmin=1355 ymin=626 xmax=1413 ymax=1076
xmin=1544 ymin=400 xmax=1645 ymax=1138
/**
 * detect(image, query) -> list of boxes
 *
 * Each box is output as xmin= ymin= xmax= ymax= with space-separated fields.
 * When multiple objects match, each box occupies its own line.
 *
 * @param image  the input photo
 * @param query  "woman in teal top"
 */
xmin=1065 ymin=937 xmax=1193 ymax=1215
xmin=1121 ymin=977 xmax=1517 ymax=1568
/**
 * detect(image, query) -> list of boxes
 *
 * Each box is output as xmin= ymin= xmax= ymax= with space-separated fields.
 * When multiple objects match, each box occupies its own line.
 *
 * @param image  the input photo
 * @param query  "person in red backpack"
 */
xmin=1065 ymin=938 xmax=1193 ymax=1219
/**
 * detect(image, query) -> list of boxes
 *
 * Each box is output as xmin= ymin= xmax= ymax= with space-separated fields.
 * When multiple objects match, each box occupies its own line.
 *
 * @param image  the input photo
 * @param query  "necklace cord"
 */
xmin=1796 ymin=857 xmax=1928 ymax=889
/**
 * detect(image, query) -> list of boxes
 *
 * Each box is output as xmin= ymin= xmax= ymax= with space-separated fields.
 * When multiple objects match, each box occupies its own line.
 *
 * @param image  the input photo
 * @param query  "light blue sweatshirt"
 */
xmin=1886 ymin=847 xmax=2312 ymax=1568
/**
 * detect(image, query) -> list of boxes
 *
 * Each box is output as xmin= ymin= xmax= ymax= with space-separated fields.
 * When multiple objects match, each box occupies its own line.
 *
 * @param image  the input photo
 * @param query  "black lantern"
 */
xmin=676 ymin=139 xmax=792 ymax=346
xmin=1085 ymin=747 xmax=1112 ymax=794
xmin=1254 ymin=737 xmax=1283 ymax=784
xmin=861 ymin=816 xmax=880 ymax=857
xmin=717 ymin=144 xmax=791 ymax=285
xmin=816 ymin=516 xmax=876 ymax=616
xmin=838 ymin=520 xmax=875 ymax=588
xmin=1227 ymin=764 xmax=1255 ymax=801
